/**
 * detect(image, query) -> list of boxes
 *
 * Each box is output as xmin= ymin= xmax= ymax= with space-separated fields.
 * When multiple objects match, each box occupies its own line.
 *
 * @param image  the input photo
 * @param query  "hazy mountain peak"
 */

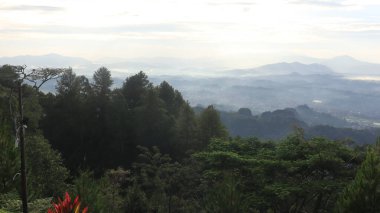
xmin=326 ymin=55 xmax=363 ymax=65
xmin=323 ymin=55 xmax=380 ymax=75
xmin=0 ymin=53 xmax=93 ymax=72
xmin=258 ymin=62 xmax=334 ymax=72
xmin=228 ymin=61 xmax=335 ymax=76
xmin=43 ymin=53 xmax=63 ymax=57
xmin=331 ymin=55 xmax=357 ymax=61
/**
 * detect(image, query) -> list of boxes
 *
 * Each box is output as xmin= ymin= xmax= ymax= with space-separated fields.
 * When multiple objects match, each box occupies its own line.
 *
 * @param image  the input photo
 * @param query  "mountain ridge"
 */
xmin=0 ymin=53 xmax=93 ymax=67
xmin=226 ymin=62 xmax=336 ymax=76
xmin=215 ymin=105 xmax=378 ymax=144
xmin=286 ymin=55 xmax=380 ymax=75
xmin=1 ymin=53 xmax=379 ymax=76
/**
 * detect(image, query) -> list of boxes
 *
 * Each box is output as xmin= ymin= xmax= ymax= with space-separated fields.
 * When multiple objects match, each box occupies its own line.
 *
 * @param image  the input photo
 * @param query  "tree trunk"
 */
xmin=18 ymin=82 xmax=28 ymax=213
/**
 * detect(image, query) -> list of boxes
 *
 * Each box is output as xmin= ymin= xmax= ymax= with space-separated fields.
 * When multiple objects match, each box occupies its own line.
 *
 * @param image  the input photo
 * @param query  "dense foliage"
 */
xmin=0 ymin=65 xmax=379 ymax=212
xmin=335 ymin=142 xmax=380 ymax=213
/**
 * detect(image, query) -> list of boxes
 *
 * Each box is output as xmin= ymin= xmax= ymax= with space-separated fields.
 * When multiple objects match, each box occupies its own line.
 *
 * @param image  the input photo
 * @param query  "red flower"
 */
xmin=47 ymin=192 xmax=88 ymax=213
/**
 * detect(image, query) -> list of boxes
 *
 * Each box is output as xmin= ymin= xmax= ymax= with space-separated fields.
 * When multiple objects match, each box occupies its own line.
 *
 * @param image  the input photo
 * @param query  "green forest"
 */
xmin=1 ymin=65 xmax=380 ymax=212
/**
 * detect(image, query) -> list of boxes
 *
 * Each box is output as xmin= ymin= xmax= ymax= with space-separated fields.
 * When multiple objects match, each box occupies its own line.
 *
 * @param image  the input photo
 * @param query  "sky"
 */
xmin=0 ymin=0 xmax=380 ymax=68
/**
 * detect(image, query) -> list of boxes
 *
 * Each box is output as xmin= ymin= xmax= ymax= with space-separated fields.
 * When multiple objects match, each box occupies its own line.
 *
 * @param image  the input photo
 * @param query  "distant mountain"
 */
xmin=218 ymin=106 xmax=378 ymax=144
xmin=322 ymin=55 xmax=380 ymax=75
xmin=148 ymin=71 xmax=380 ymax=121
xmin=220 ymin=107 xmax=308 ymax=139
xmin=227 ymin=62 xmax=335 ymax=76
xmin=295 ymin=105 xmax=357 ymax=128
xmin=2 ymin=53 xmax=380 ymax=124
xmin=285 ymin=55 xmax=380 ymax=75
xmin=0 ymin=54 xmax=226 ymax=76
xmin=0 ymin=53 xmax=100 ymax=77
xmin=0 ymin=53 xmax=93 ymax=68
xmin=2 ymin=53 xmax=378 ymax=76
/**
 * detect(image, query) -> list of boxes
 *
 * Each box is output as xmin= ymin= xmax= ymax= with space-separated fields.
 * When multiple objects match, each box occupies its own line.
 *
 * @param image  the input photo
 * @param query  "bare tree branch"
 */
xmin=28 ymin=67 xmax=68 ymax=90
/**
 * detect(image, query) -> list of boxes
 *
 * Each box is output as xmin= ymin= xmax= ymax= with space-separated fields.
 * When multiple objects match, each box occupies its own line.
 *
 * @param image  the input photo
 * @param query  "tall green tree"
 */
xmin=91 ymin=66 xmax=113 ymax=125
xmin=175 ymin=102 xmax=199 ymax=156
xmin=335 ymin=145 xmax=380 ymax=213
xmin=41 ymin=70 xmax=91 ymax=172
xmin=158 ymin=81 xmax=184 ymax=116
xmin=92 ymin=67 xmax=113 ymax=97
xmin=56 ymin=68 xmax=76 ymax=95
xmin=106 ymin=88 xmax=135 ymax=168
xmin=198 ymin=105 xmax=228 ymax=148
xmin=135 ymin=89 xmax=175 ymax=153
xmin=56 ymin=69 xmax=91 ymax=98
xmin=122 ymin=71 xmax=151 ymax=109
xmin=89 ymin=67 xmax=113 ymax=171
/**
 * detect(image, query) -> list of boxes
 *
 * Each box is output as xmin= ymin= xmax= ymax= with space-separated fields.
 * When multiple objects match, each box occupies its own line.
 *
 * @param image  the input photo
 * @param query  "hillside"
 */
xmin=3 ymin=54 xmax=380 ymax=125
xmin=218 ymin=106 xmax=379 ymax=144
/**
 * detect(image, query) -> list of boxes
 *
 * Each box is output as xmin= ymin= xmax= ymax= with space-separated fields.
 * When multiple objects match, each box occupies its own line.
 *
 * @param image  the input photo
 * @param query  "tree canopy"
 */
xmin=0 ymin=66 xmax=377 ymax=212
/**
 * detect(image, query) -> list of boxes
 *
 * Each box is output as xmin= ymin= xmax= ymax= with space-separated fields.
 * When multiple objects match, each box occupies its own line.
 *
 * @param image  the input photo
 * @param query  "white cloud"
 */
xmin=208 ymin=1 xmax=256 ymax=6
xmin=0 ymin=0 xmax=379 ymax=66
xmin=0 ymin=5 xmax=64 ymax=12
xmin=289 ymin=0 xmax=351 ymax=8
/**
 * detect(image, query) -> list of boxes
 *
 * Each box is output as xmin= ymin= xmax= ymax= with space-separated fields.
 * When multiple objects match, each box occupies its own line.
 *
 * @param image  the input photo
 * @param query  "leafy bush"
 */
xmin=0 ymin=192 xmax=20 ymax=212
xmin=26 ymin=135 xmax=69 ymax=199
xmin=0 ymin=191 xmax=52 ymax=213
xmin=73 ymin=170 xmax=124 ymax=213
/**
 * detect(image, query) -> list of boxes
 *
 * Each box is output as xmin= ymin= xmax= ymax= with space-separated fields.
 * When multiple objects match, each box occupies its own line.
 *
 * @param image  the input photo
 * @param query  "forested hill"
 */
xmin=37 ymin=69 xmax=228 ymax=173
xmin=214 ymin=105 xmax=380 ymax=144
xmin=1 ymin=66 xmax=380 ymax=212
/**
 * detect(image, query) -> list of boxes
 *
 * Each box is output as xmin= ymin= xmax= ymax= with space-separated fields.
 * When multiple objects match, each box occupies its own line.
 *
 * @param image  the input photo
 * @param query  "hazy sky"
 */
xmin=0 ymin=0 xmax=379 ymax=68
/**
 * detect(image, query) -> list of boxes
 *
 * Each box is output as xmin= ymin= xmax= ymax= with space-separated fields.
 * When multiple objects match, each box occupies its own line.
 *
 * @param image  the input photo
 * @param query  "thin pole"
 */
xmin=18 ymin=81 xmax=28 ymax=213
